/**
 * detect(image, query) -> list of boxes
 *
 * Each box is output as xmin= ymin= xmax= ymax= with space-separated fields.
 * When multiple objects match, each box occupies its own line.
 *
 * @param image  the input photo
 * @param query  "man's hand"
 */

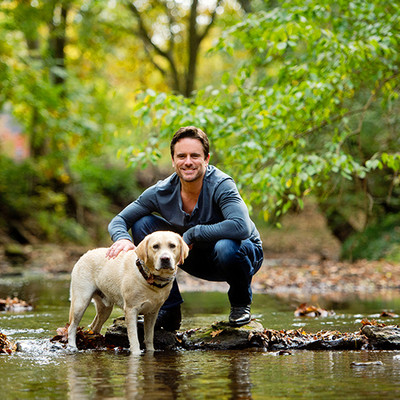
xmin=106 ymin=239 xmax=136 ymax=259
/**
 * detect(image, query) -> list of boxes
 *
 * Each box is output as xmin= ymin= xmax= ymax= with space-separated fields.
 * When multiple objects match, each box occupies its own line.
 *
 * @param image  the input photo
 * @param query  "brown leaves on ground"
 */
xmin=360 ymin=318 xmax=387 ymax=328
xmin=253 ymin=259 xmax=400 ymax=295
xmin=294 ymin=303 xmax=335 ymax=318
xmin=0 ymin=297 xmax=33 ymax=312
xmin=0 ymin=332 xmax=17 ymax=354
xmin=50 ymin=323 xmax=108 ymax=350
xmin=248 ymin=327 xmax=367 ymax=350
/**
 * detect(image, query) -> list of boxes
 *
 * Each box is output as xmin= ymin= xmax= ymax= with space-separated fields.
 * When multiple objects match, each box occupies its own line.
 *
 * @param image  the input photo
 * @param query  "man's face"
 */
xmin=172 ymin=138 xmax=210 ymax=183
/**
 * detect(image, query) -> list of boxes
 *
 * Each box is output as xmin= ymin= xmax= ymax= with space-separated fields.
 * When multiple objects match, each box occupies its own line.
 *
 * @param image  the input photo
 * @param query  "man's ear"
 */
xmin=179 ymin=236 xmax=190 ymax=265
xmin=135 ymin=236 xmax=148 ymax=264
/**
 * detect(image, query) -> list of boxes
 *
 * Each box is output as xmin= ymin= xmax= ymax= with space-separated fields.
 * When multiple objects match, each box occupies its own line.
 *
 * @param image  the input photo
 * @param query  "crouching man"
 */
xmin=106 ymin=126 xmax=264 ymax=330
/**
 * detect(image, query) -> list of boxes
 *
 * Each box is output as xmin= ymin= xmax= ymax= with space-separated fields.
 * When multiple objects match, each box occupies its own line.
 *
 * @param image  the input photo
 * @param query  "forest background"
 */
xmin=0 ymin=0 xmax=399 ymax=264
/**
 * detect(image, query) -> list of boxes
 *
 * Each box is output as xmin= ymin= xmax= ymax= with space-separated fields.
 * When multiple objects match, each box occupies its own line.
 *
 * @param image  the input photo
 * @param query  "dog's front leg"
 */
xmin=143 ymin=310 xmax=159 ymax=352
xmin=125 ymin=307 xmax=141 ymax=354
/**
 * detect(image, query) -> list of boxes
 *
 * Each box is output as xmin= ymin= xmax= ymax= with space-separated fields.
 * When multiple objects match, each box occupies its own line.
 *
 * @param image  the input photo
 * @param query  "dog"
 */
xmin=67 ymin=231 xmax=189 ymax=353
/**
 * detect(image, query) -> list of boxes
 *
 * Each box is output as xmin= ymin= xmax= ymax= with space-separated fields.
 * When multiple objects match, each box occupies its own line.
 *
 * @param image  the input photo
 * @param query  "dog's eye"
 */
xmin=153 ymin=244 xmax=160 ymax=250
xmin=169 ymin=243 xmax=176 ymax=249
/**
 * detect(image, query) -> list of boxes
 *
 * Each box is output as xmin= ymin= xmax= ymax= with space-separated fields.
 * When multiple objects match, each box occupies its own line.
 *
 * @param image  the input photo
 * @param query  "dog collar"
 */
xmin=136 ymin=258 xmax=174 ymax=288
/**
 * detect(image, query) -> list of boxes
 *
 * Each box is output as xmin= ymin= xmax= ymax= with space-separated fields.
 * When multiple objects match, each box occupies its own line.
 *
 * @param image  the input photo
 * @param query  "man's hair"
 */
xmin=170 ymin=126 xmax=209 ymax=158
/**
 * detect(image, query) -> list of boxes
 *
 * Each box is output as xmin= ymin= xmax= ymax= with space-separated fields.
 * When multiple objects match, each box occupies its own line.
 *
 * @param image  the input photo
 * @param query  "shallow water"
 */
xmin=1 ymin=275 xmax=400 ymax=399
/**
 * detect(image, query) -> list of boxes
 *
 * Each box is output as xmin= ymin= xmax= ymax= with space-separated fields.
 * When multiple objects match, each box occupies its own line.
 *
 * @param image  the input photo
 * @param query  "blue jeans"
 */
xmin=132 ymin=215 xmax=264 ymax=309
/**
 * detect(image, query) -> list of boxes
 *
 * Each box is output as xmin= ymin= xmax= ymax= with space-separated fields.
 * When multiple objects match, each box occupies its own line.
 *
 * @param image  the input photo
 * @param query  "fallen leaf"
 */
xmin=211 ymin=329 xmax=223 ymax=338
xmin=294 ymin=303 xmax=335 ymax=318
xmin=51 ymin=323 xmax=107 ymax=350
xmin=361 ymin=319 xmax=386 ymax=327
xmin=0 ymin=297 xmax=33 ymax=312
xmin=0 ymin=332 xmax=17 ymax=354
xmin=380 ymin=311 xmax=398 ymax=318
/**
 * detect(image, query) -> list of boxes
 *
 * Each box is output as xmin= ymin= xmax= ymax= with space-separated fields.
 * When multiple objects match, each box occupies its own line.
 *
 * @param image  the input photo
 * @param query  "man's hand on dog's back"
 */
xmin=106 ymin=239 xmax=136 ymax=259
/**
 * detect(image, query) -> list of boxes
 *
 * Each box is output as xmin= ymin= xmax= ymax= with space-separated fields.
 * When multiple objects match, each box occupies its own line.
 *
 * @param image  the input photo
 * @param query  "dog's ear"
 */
xmin=179 ymin=236 xmax=190 ymax=265
xmin=135 ymin=236 xmax=148 ymax=264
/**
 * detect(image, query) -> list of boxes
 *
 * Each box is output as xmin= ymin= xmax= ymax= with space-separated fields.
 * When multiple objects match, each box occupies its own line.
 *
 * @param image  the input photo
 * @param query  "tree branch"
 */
xmin=198 ymin=0 xmax=224 ymax=42
xmin=295 ymin=73 xmax=400 ymax=139
xmin=127 ymin=2 xmax=181 ymax=93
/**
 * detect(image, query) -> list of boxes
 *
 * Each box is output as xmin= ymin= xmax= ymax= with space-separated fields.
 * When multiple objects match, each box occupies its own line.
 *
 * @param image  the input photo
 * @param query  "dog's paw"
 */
xmin=65 ymin=344 xmax=79 ymax=353
xmin=129 ymin=347 xmax=143 ymax=355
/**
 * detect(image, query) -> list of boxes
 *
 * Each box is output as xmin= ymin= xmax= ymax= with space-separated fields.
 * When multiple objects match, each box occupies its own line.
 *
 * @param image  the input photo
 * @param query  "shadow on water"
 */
xmin=1 ymin=275 xmax=400 ymax=399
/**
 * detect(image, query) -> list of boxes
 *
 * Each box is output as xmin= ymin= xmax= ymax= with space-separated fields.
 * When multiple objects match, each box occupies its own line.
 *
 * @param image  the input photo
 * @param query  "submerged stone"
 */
xmin=361 ymin=325 xmax=400 ymax=349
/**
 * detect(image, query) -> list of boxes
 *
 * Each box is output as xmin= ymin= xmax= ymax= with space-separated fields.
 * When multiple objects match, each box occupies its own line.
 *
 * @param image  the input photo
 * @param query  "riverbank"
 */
xmin=1 ymin=242 xmax=399 ymax=297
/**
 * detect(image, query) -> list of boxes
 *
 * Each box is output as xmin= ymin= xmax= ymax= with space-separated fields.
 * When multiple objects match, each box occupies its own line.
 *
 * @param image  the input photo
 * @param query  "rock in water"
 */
xmin=105 ymin=317 xmax=178 ymax=350
xmin=105 ymin=318 xmax=265 ymax=350
xmin=179 ymin=320 xmax=265 ymax=350
xmin=105 ymin=318 xmax=369 ymax=351
xmin=361 ymin=325 xmax=400 ymax=349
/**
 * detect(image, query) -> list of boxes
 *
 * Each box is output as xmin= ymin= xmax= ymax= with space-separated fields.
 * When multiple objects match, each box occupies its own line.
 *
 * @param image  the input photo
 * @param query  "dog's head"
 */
xmin=135 ymin=231 xmax=189 ymax=275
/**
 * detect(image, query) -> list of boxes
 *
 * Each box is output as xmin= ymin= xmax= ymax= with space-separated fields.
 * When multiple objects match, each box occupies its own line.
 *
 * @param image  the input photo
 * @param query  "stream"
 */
xmin=1 ymin=274 xmax=400 ymax=399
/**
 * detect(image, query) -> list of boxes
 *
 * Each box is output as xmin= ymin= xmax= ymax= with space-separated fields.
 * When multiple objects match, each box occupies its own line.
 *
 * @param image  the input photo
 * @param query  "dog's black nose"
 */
xmin=160 ymin=256 xmax=172 ymax=268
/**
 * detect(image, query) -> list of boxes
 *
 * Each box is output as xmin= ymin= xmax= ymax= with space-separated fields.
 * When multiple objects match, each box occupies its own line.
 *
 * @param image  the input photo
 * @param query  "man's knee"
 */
xmin=132 ymin=215 xmax=170 ymax=243
xmin=214 ymin=239 xmax=241 ymax=267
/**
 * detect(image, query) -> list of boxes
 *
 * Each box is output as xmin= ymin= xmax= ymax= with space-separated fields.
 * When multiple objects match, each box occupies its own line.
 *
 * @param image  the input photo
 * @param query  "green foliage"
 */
xmin=0 ymin=156 xmax=36 ymax=217
xmin=342 ymin=214 xmax=400 ymax=262
xmin=0 ymin=153 xmax=141 ymax=244
xmin=126 ymin=0 xmax=400 ymax=231
xmin=1 ymin=0 xmax=399 ymax=260
xmin=0 ymin=155 xmax=84 ymax=243
xmin=0 ymin=1 xmax=140 ymax=244
xmin=70 ymin=156 xmax=142 ymax=210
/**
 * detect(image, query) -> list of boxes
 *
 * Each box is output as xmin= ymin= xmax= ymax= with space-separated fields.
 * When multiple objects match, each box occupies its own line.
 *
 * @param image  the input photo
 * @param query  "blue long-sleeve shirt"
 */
xmin=108 ymin=165 xmax=262 ymax=246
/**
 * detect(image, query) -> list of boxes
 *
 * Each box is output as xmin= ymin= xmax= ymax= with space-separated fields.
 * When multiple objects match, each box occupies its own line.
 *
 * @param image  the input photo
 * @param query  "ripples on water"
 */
xmin=1 ymin=276 xmax=400 ymax=399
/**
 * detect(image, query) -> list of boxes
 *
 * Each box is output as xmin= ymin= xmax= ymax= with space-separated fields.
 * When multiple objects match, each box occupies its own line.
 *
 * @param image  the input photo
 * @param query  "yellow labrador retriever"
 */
xmin=67 ymin=231 xmax=189 ymax=353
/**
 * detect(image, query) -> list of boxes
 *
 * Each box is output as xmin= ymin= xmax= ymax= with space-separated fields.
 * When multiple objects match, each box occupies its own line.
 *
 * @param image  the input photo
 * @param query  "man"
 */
xmin=106 ymin=126 xmax=263 ymax=330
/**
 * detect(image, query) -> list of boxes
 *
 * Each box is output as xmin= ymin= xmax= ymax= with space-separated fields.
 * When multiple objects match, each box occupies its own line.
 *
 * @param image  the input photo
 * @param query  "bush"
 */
xmin=0 ymin=154 xmax=142 ymax=245
xmin=341 ymin=214 xmax=400 ymax=262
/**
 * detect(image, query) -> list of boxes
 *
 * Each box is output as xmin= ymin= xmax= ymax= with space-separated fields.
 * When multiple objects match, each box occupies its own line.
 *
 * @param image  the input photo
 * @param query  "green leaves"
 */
xmin=126 ymin=0 xmax=400 ymax=224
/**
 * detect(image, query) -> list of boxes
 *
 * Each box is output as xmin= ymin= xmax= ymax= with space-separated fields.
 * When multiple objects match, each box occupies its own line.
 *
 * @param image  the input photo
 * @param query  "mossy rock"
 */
xmin=105 ymin=317 xmax=265 ymax=351
xmin=179 ymin=320 xmax=265 ymax=350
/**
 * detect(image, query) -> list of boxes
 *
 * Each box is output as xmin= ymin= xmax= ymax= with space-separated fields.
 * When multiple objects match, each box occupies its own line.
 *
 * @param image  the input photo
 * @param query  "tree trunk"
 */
xmin=48 ymin=3 xmax=68 ymax=86
xmin=185 ymin=0 xmax=200 ymax=97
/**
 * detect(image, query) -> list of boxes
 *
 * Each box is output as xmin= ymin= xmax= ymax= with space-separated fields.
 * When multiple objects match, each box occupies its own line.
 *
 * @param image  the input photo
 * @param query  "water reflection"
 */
xmin=67 ymin=353 xmax=121 ymax=399
xmin=227 ymin=352 xmax=252 ymax=399
xmin=3 ymin=277 xmax=400 ymax=399
xmin=62 ymin=349 xmax=400 ymax=399
xmin=63 ymin=350 xmax=255 ymax=399
xmin=126 ymin=353 xmax=182 ymax=399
